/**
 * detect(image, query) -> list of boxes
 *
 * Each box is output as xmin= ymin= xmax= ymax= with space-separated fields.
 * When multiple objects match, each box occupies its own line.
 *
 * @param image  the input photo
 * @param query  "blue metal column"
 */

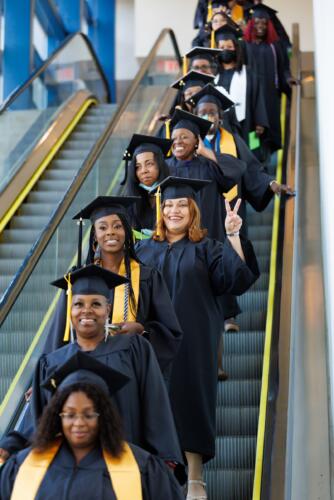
xmin=55 ymin=0 xmax=81 ymax=33
xmin=87 ymin=0 xmax=116 ymax=101
xmin=3 ymin=0 xmax=34 ymax=104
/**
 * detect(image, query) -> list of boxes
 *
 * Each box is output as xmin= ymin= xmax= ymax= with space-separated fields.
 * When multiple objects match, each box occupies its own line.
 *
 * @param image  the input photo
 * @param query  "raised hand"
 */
xmin=225 ymin=198 xmax=243 ymax=235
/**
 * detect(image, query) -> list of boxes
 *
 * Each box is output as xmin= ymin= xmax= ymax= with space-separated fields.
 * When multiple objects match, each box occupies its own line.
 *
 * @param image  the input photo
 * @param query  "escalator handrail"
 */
xmin=0 ymin=28 xmax=181 ymax=327
xmin=0 ymin=32 xmax=110 ymax=113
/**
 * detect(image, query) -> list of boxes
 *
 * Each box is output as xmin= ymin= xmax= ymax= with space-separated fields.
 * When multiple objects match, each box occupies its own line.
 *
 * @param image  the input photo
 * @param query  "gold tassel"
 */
xmin=155 ymin=186 xmax=162 ymax=238
xmin=207 ymin=0 xmax=213 ymax=22
xmin=165 ymin=119 xmax=171 ymax=140
xmin=182 ymin=55 xmax=188 ymax=76
xmin=63 ymin=273 xmax=72 ymax=342
xmin=211 ymin=29 xmax=215 ymax=49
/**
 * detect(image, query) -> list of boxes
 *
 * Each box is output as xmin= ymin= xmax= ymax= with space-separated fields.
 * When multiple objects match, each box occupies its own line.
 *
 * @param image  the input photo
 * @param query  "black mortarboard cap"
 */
xmin=171 ymin=70 xmax=215 ymax=91
xmin=123 ymin=134 xmax=172 ymax=162
xmin=170 ymin=108 xmax=212 ymax=139
xmin=51 ymin=264 xmax=128 ymax=298
xmin=212 ymin=0 xmax=229 ymax=8
xmin=185 ymin=46 xmax=223 ymax=62
xmin=245 ymin=3 xmax=277 ymax=19
xmin=214 ymin=24 xmax=242 ymax=43
xmin=72 ymin=196 xmax=140 ymax=223
xmin=187 ymin=83 xmax=235 ymax=111
xmin=152 ymin=176 xmax=211 ymax=202
xmin=42 ymin=351 xmax=130 ymax=396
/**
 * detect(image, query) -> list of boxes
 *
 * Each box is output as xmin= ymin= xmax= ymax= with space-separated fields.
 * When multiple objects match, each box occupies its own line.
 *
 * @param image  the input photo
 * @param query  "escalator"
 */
xmin=0 ymin=24 xmax=299 ymax=500
xmin=0 ymin=29 xmax=182 ymax=435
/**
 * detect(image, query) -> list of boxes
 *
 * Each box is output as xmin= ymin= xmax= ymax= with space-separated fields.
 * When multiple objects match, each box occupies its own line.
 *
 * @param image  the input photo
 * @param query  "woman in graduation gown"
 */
xmin=136 ymin=177 xmax=259 ymax=500
xmin=243 ymin=4 xmax=292 ymax=155
xmin=0 ymin=354 xmax=184 ymax=500
xmin=122 ymin=134 xmax=171 ymax=236
xmin=166 ymin=108 xmax=246 ymax=243
xmin=44 ymin=196 xmax=183 ymax=381
xmin=0 ymin=266 xmax=184 ymax=480
xmin=213 ymin=25 xmax=268 ymax=146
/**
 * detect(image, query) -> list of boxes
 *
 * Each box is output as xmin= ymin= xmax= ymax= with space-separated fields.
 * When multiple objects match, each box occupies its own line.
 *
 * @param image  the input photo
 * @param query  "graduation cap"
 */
xmin=42 ymin=351 xmax=130 ymax=396
xmin=72 ymin=196 xmax=140 ymax=267
xmin=185 ymin=46 xmax=222 ymax=62
xmin=171 ymin=70 xmax=215 ymax=91
xmin=152 ymin=176 xmax=211 ymax=202
xmin=214 ymin=24 xmax=242 ymax=43
xmin=121 ymin=134 xmax=172 ymax=186
xmin=245 ymin=3 xmax=277 ymax=19
xmin=51 ymin=264 xmax=129 ymax=342
xmin=169 ymin=108 xmax=212 ymax=140
xmin=186 ymin=83 xmax=235 ymax=111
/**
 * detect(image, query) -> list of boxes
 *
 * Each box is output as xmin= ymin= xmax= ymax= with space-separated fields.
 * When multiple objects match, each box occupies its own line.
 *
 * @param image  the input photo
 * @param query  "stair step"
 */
xmin=221 ymin=354 xmax=263 ymax=380
xmin=216 ymin=406 xmax=259 ymax=436
xmin=206 ymin=436 xmax=257 ymax=469
xmin=204 ymin=469 xmax=254 ymax=500
xmin=217 ymin=380 xmax=261 ymax=406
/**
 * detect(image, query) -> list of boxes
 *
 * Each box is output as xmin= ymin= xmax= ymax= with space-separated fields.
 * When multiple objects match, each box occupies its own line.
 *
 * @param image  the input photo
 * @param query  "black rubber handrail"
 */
xmin=0 ymin=28 xmax=181 ymax=326
xmin=0 ymin=32 xmax=110 ymax=113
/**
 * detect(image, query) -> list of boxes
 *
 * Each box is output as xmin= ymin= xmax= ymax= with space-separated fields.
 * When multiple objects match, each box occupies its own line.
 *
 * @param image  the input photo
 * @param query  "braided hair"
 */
xmin=86 ymin=213 xmax=141 ymax=319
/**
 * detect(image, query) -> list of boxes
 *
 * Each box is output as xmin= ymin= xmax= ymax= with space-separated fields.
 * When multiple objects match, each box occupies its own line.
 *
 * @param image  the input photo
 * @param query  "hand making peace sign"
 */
xmin=225 ymin=198 xmax=243 ymax=235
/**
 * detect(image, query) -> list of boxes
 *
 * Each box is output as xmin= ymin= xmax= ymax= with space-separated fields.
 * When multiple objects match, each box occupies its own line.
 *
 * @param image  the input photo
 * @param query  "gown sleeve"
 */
xmin=235 ymin=135 xmax=275 ymax=211
xmin=207 ymin=154 xmax=246 ymax=189
xmin=206 ymin=237 xmax=260 ymax=296
xmin=0 ymin=453 xmax=20 ymax=500
xmin=0 ymin=358 xmax=49 ymax=455
xmin=140 ymin=268 xmax=183 ymax=378
xmin=142 ymin=455 xmax=185 ymax=500
xmin=130 ymin=336 xmax=185 ymax=480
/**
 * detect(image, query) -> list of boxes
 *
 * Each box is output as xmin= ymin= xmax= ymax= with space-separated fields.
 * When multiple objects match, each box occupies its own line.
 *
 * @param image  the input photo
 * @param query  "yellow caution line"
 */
xmin=0 ymin=95 xmax=158 ymax=415
xmin=252 ymin=93 xmax=287 ymax=500
xmin=0 ymin=98 xmax=97 ymax=235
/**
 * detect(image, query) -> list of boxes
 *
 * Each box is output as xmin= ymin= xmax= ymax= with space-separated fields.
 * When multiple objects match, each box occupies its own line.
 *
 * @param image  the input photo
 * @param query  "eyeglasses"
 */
xmin=191 ymin=64 xmax=212 ymax=72
xmin=59 ymin=412 xmax=100 ymax=423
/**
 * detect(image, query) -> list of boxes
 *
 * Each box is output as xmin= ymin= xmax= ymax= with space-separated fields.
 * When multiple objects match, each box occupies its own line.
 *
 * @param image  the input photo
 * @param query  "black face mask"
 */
xmin=219 ymin=49 xmax=237 ymax=64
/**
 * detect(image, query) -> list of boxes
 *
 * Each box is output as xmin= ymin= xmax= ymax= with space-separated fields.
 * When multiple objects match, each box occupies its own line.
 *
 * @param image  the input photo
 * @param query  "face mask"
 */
xmin=219 ymin=49 xmax=236 ymax=64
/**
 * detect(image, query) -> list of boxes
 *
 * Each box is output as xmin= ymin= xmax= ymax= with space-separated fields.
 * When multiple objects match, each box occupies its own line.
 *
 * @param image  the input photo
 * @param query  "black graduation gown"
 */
xmin=193 ymin=0 xmax=207 ymax=29
xmin=166 ymin=154 xmax=246 ymax=242
xmin=43 ymin=264 xmax=182 ymax=380
xmin=215 ymin=66 xmax=269 ymax=144
xmin=245 ymin=41 xmax=290 ymax=152
xmin=136 ymin=236 xmax=259 ymax=460
xmin=0 ymin=442 xmax=184 ymax=500
xmin=0 ymin=335 xmax=185 ymax=481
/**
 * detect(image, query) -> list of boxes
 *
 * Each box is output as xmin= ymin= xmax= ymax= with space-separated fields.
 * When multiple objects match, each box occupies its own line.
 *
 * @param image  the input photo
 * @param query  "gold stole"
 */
xmin=219 ymin=127 xmax=239 ymax=202
xmin=11 ymin=440 xmax=143 ymax=500
xmin=112 ymin=258 xmax=140 ymax=323
xmin=231 ymin=4 xmax=244 ymax=24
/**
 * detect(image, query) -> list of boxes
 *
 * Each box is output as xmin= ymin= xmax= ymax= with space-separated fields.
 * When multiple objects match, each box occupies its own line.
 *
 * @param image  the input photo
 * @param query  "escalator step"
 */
xmin=224 ymin=331 xmax=265 ymax=355
xmin=37 ymin=180 xmax=71 ymax=191
xmin=0 ymin=353 xmax=32 ymax=377
xmin=51 ymin=159 xmax=83 ymax=170
xmin=10 ymin=216 xmax=50 ymax=229
xmin=252 ymin=240 xmax=272 ymax=256
xmin=2 ymin=229 xmax=41 ymax=243
xmin=75 ymin=124 xmax=106 ymax=133
xmin=19 ymin=204 xmax=57 ymax=216
xmin=0 ymin=331 xmax=34 ymax=352
xmin=0 ymin=243 xmax=32 ymax=258
xmin=238 ymin=291 xmax=268 ymax=311
xmin=57 ymin=150 xmax=89 ymax=160
xmin=238 ymin=311 xmax=267 ymax=331
xmin=216 ymin=406 xmax=259 ymax=436
xmin=62 ymin=139 xmax=95 ymax=151
xmin=27 ymin=191 xmax=66 ymax=203
xmin=43 ymin=170 xmax=76 ymax=181
xmin=221 ymin=354 xmax=263 ymax=379
xmin=206 ymin=436 xmax=256 ymax=469
xmin=248 ymin=211 xmax=273 ymax=226
xmin=0 ymin=259 xmax=26 ymax=274
xmin=204 ymin=469 xmax=254 ymax=500
xmin=217 ymin=380 xmax=261 ymax=406
xmin=248 ymin=225 xmax=272 ymax=240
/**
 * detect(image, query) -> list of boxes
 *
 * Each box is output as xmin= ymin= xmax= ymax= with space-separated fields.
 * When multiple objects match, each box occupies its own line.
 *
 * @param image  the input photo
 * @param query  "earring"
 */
xmin=70 ymin=321 xmax=75 ymax=344
xmin=104 ymin=319 xmax=110 ymax=342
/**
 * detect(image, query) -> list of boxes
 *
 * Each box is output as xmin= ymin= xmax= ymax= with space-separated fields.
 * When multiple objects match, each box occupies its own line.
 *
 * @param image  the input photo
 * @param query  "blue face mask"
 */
xmin=138 ymin=181 xmax=159 ymax=192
